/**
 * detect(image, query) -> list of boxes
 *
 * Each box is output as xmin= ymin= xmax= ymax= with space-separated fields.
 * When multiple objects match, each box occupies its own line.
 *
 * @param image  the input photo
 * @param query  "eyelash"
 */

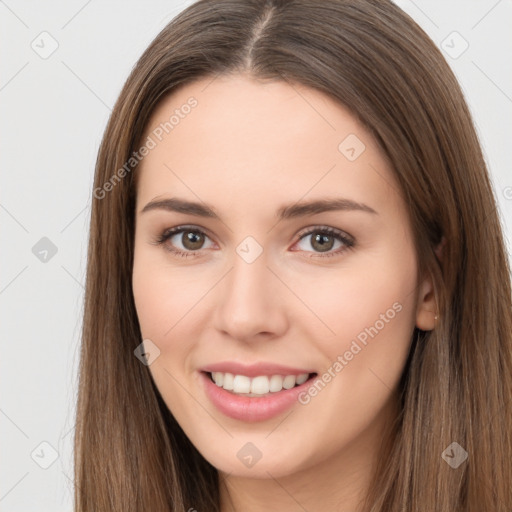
xmin=153 ymin=225 xmax=355 ymax=260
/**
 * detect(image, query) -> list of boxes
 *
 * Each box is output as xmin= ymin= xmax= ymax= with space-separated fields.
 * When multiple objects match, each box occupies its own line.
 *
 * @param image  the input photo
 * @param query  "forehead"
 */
xmin=136 ymin=74 xmax=399 ymax=217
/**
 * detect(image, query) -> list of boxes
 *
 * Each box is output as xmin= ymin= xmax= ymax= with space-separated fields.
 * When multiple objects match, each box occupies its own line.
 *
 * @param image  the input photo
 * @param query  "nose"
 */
xmin=213 ymin=248 xmax=289 ymax=343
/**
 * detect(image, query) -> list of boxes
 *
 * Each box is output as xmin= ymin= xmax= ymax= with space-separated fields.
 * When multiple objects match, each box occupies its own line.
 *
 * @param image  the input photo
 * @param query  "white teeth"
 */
xmin=251 ymin=376 xmax=270 ymax=394
xmin=212 ymin=372 xmax=224 ymax=386
xmin=269 ymin=374 xmax=283 ymax=392
xmin=282 ymin=375 xmax=296 ymax=389
xmin=209 ymin=371 xmax=311 ymax=395
xmin=222 ymin=372 xmax=234 ymax=390
xmin=296 ymin=373 xmax=309 ymax=385
xmin=233 ymin=375 xmax=251 ymax=393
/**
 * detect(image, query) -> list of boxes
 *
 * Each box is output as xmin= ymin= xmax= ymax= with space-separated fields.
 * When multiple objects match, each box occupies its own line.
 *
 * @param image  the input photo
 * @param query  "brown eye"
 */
xmin=155 ymin=226 xmax=215 ymax=258
xmin=181 ymin=230 xmax=205 ymax=250
xmin=310 ymin=232 xmax=335 ymax=252
xmin=294 ymin=227 xmax=354 ymax=258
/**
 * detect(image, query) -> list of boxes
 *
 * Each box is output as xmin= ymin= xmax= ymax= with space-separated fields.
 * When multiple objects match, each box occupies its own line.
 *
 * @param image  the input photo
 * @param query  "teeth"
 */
xmin=282 ymin=375 xmax=296 ymax=389
xmin=269 ymin=375 xmax=283 ymax=392
xmin=296 ymin=373 xmax=309 ymax=385
xmin=233 ymin=375 xmax=251 ymax=393
xmin=210 ymin=371 xmax=311 ymax=395
xmin=212 ymin=372 xmax=224 ymax=387
xmin=250 ymin=375 xmax=270 ymax=394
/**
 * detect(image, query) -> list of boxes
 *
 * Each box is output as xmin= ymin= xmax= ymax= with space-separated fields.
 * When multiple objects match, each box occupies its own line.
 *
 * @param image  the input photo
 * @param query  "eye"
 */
xmin=153 ymin=225 xmax=355 ymax=259
xmin=293 ymin=226 xmax=354 ymax=258
xmin=153 ymin=226 xmax=214 ymax=258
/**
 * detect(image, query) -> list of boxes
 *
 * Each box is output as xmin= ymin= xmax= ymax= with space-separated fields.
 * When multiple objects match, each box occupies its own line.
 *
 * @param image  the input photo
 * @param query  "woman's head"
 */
xmin=76 ymin=1 xmax=512 ymax=510
xmin=132 ymin=72 xmax=433 ymax=478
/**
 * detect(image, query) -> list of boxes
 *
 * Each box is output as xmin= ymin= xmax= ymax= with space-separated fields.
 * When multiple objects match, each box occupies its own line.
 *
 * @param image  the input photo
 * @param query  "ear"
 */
xmin=415 ymin=273 xmax=437 ymax=331
xmin=434 ymin=235 xmax=446 ymax=262
xmin=415 ymin=236 xmax=445 ymax=331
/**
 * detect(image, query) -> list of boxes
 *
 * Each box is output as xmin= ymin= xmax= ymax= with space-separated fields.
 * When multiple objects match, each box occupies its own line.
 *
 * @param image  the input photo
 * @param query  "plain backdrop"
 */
xmin=1 ymin=1 xmax=511 ymax=510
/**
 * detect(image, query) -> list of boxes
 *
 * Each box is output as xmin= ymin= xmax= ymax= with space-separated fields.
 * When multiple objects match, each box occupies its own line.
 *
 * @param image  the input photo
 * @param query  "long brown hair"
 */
xmin=74 ymin=1 xmax=512 ymax=510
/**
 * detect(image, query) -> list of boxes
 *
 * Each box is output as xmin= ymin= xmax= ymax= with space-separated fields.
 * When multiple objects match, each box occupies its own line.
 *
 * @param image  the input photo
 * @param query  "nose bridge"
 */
xmin=214 ymin=242 xmax=287 ymax=341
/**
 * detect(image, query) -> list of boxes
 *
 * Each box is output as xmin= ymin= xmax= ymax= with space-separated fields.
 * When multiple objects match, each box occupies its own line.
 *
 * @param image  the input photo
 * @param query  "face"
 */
xmin=132 ymin=74 xmax=436 ymax=481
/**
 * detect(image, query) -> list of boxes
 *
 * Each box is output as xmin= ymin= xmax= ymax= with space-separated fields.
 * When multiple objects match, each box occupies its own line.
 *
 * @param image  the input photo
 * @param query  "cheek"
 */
xmin=132 ymin=253 xmax=204 ymax=414
xmin=132 ymin=235 xmax=204 ymax=339
xmin=132 ymin=244 xmax=219 ymax=385
xmin=293 ymin=248 xmax=417 ymax=378
xmin=132 ymin=246 xmax=179 ymax=364
xmin=283 ymin=254 xmax=416 ymax=463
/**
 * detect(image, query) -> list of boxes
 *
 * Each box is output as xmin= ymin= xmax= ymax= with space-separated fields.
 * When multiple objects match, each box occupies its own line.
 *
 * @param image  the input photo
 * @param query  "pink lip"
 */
xmin=199 ymin=370 xmax=317 ymax=423
xmin=200 ymin=361 xmax=314 ymax=378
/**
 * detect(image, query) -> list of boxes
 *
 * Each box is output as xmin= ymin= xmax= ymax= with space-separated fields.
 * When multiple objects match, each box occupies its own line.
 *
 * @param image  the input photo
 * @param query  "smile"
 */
xmin=209 ymin=371 xmax=312 ymax=396
xmin=200 ymin=369 xmax=318 ymax=422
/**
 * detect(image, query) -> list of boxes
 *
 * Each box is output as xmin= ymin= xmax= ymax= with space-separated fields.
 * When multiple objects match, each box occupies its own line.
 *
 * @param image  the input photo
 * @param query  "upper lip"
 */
xmin=200 ymin=361 xmax=315 ymax=378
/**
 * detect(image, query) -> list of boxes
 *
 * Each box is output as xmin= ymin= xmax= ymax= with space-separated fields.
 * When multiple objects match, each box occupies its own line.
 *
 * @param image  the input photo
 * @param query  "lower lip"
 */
xmin=200 ymin=371 xmax=316 ymax=422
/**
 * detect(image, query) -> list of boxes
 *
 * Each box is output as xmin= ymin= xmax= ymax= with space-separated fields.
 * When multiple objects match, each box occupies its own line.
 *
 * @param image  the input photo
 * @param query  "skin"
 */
xmin=132 ymin=74 xmax=437 ymax=512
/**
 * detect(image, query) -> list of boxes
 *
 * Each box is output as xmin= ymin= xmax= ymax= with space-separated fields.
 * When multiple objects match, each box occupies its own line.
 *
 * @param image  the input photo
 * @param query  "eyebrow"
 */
xmin=140 ymin=196 xmax=377 ymax=220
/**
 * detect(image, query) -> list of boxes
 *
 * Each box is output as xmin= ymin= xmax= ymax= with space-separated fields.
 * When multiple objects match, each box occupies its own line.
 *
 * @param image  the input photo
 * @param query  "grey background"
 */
xmin=1 ymin=1 xmax=510 ymax=510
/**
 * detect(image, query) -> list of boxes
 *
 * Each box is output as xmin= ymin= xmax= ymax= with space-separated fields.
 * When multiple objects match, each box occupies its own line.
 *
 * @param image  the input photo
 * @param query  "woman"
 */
xmin=75 ymin=1 xmax=512 ymax=510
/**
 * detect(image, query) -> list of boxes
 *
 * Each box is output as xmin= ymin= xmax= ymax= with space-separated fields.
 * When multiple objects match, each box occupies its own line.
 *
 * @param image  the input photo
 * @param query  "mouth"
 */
xmin=204 ymin=370 xmax=318 ymax=397
xmin=199 ymin=370 xmax=318 ymax=422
